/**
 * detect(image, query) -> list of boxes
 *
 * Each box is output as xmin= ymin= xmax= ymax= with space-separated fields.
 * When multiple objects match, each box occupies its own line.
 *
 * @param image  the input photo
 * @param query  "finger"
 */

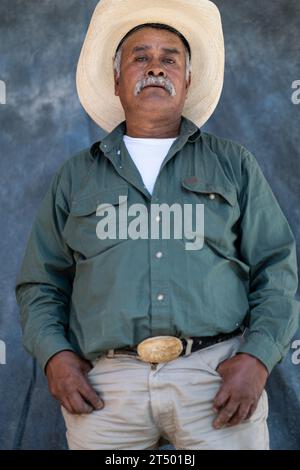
xmin=79 ymin=381 xmax=104 ymax=410
xmin=60 ymin=398 xmax=73 ymax=414
xmin=215 ymin=359 xmax=225 ymax=374
xmin=213 ymin=387 xmax=230 ymax=413
xmin=213 ymin=399 xmax=239 ymax=429
xmin=226 ymin=403 xmax=252 ymax=427
xmin=68 ymin=391 xmax=94 ymax=414
xmin=246 ymin=402 xmax=258 ymax=420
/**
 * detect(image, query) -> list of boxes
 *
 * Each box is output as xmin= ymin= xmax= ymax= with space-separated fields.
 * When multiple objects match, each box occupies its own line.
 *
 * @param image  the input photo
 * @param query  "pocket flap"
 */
xmin=70 ymin=186 xmax=129 ymax=216
xmin=181 ymin=177 xmax=236 ymax=207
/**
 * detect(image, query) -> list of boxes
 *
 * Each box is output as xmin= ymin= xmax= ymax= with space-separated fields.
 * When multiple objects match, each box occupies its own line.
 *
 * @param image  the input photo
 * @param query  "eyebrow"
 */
xmin=131 ymin=45 xmax=181 ymax=55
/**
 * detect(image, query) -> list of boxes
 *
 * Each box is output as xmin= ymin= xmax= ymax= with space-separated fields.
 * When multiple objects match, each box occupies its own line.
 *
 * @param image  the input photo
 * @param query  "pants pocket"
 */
xmin=87 ymin=356 xmax=104 ymax=377
xmin=249 ymin=389 xmax=269 ymax=422
xmin=196 ymin=336 xmax=243 ymax=376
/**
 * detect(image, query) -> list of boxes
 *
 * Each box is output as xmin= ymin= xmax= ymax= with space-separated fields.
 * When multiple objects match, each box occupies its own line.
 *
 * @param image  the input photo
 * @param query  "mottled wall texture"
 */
xmin=0 ymin=0 xmax=299 ymax=450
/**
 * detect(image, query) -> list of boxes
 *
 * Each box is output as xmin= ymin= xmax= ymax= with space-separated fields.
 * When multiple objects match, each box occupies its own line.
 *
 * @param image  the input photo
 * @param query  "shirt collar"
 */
xmin=99 ymin=115 xmax=201 ymax=154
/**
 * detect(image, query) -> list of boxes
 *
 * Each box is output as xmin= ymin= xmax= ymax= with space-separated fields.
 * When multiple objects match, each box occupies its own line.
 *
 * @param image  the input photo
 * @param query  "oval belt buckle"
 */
xmin=137 ymin=336 xmax=183 ymax=364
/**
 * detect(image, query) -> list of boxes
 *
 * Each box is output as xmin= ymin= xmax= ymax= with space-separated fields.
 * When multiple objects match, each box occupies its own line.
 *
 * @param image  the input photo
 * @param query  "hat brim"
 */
xmin=76 ymin=0 xmax=225 ymax=132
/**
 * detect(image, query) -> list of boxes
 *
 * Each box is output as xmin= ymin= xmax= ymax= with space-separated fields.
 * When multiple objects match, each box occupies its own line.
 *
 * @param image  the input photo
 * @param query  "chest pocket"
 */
xmin=181 ymin=177 xmax=237 ymax=246
xmin=63 ymin=186 xmax=129 ymax=258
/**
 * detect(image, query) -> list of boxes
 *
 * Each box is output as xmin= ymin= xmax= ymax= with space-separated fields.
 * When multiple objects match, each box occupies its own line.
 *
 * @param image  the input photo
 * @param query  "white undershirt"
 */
xmin=123 ymin=135 xmax=177 ymax=195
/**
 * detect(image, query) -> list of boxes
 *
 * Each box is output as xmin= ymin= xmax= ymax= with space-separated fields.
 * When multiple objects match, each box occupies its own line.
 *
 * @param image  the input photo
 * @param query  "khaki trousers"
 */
xmin=61 ymin=335 xmax=269 ymax=450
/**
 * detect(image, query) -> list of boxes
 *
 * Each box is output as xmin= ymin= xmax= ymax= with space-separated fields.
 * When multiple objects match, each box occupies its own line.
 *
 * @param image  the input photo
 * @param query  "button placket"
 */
xmin=148 ymin=196 xmax=170 ymax=332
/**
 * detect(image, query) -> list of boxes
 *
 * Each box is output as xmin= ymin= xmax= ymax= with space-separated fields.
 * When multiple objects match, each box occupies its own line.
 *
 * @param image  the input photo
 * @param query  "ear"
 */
xmin=114 ymin=70 xmax=120 ymax=97
xmin=186 ymin=71 xmax=191 ymax=91
xmin=185 ymin=72 xmax=191 ymax=100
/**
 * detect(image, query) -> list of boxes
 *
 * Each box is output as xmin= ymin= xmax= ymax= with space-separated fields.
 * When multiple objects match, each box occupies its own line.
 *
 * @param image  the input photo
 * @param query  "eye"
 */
xmin=164 ymin=58 xmax=175 ymax=64
xmin=135 ymin=56 xmax=148 ymax=62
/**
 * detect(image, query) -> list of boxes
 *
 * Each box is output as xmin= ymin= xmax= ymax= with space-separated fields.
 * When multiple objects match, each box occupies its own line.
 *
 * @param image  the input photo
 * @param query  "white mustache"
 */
xmin=134 ymin=76 xmax=176 ymax=97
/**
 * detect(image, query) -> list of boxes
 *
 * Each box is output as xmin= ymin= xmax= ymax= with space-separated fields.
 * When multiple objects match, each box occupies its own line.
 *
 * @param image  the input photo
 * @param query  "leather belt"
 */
xmin=106 ymin=327 xmax=244 ymax=364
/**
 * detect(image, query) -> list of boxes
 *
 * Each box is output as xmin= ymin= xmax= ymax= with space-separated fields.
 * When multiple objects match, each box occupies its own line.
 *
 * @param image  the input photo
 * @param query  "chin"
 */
xmin=136 ymin=104 xmax=178 ymax=117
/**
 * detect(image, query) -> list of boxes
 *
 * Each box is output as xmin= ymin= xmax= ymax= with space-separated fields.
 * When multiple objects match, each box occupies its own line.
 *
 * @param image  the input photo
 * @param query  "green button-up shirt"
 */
xmin=15 ymin=116 xmax=299 ymax=373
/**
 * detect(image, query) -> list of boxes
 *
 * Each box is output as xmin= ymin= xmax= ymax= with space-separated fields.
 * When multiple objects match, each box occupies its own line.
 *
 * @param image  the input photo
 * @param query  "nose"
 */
xmin=146 ymin=59 xmax=167 ymax=78
xmin=147 ymin=69 xmax=166 ymax=78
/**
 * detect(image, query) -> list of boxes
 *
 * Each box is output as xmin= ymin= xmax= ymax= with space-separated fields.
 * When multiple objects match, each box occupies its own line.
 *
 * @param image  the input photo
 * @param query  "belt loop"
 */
xmin=184 ymin=338 xmax=193 ymax=356
xmin=107 ymin=349 xmax=115 ymax=358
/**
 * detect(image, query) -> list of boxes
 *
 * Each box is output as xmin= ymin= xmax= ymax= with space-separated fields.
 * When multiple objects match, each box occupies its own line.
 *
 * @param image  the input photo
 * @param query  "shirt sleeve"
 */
xmin=15 ymin=167 xmax=76 ymax=372
xmin=236 ymin=148 xmax=299 ymax=373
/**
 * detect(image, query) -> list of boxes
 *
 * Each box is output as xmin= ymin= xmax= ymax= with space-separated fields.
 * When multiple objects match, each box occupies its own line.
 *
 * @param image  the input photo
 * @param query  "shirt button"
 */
xmin=209 ymin=193 xmax=216 ymax=200
xmin=157 ymin=294 xmax=164 ymax=301
xmin=156 ymin=251 xmax=163 ymax=259
xmin=155 ymin=215 xmax=161 ymax=223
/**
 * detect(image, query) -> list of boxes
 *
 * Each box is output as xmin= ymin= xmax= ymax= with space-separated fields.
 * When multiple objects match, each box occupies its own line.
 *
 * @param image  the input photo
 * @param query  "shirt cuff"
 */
xmin=237 ymin=331 xmax=282 ymax=374
xmin=34 ymin=334 xmax=76 ymax=373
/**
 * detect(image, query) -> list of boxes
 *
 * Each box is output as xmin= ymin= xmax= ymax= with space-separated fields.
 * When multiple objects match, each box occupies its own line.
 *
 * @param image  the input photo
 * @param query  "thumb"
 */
xmin=213 ymin=386 xmax=230 ymax=413
xmin=80 ymin=358 xmax=94 ymax=374
xmin=80 ymin=381 xmax=104 ymax=410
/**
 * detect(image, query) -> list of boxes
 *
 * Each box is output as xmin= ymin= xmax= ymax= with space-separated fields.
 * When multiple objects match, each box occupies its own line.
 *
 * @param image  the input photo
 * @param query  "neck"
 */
xmin=124 ymin=115 xmax=181 ymax=138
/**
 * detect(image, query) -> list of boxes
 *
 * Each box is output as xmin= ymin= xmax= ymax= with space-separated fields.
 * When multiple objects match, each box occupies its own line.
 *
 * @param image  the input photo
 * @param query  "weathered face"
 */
xmin=114 ymin=27 xmax=191 ymax=120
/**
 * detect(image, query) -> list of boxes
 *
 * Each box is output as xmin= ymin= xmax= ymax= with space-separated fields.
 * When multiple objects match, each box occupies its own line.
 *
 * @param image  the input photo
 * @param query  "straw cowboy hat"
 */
xmin=76 ymin=0 xmax=225 ymax=132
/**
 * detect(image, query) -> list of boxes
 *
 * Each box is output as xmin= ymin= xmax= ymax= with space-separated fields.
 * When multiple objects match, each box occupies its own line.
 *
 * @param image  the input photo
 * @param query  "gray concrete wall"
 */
xmin=0 ymin=0 xmax=299 ymax=449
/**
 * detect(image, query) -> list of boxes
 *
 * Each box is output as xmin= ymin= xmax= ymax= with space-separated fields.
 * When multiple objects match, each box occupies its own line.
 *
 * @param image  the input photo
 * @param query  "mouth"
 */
xmin=143 ymin=84 xmax=167 ymax=91
xmin=134 ymin=79 xmax=176 ymax=97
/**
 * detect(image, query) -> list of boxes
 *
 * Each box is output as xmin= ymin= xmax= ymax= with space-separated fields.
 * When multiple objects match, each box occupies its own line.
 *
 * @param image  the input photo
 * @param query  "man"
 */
xmin=16 ymin=0 xmax=299 ymax=450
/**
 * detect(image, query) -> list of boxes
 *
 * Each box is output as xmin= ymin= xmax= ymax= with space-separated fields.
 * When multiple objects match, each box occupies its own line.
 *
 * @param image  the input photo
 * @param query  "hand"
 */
xmin=45 ymin=350 xmax=104 ymax=414
xmin=212 ymin=353 xmax=268 ymax=429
